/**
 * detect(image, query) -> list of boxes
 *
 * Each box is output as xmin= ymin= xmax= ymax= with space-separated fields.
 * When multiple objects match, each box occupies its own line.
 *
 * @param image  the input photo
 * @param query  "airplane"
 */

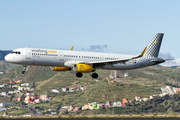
xmin=5 ymin=33 xmax=167 ymax=78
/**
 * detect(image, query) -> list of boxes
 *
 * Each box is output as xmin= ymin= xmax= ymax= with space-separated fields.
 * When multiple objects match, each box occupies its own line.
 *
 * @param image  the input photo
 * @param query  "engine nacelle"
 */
xmin=53 ymin=67 xmax=71 ymax=71
xmin=74 ymin=64 xmax=95 ymax=73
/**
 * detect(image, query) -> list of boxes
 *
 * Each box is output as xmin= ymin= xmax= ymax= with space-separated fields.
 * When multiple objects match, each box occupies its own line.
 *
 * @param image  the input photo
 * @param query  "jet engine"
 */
xmin=74 ymin=64 xmax=95 ymax=73
xmin=52 ymin=67 xmax=71 ymax=71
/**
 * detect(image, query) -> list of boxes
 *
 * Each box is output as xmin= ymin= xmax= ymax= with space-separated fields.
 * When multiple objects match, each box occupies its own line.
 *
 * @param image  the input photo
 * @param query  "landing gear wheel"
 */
xmin=22 ymin=65 xmax=27 ymax=74
xmin=91 ymin=73 xmax=98 ymax=78
xmin=22 ymin=71 xmax=26 ymax=74
xmin=76 ymin=72 xmax=83 ymax=77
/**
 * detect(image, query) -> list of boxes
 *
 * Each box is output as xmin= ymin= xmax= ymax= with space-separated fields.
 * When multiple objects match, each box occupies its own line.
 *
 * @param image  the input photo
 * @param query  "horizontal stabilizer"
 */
xmin=151 ymin=59 xmax=165 ymax=62
xmin=151 ymin=59 xmax=173 ymax=63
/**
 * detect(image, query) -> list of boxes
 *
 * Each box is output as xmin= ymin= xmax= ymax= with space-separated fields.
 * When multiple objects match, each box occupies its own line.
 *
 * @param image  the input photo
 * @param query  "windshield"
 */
xmin=11 ymin=51 xmax=21 ymax=54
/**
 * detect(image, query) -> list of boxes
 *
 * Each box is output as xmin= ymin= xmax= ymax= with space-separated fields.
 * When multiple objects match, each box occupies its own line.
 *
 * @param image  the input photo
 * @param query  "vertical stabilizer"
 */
xmin=144 ymin=33 xmax=164 ymax=57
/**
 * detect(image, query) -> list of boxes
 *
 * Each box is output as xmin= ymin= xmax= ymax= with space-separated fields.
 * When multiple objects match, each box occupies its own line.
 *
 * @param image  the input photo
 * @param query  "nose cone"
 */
xmin=5 ymin=54 xmax=15 ymax=63
xmin=5 ymin=54 xmax=14 ymax=63
xmin=5 ymin=54 xmax=22 ymax=64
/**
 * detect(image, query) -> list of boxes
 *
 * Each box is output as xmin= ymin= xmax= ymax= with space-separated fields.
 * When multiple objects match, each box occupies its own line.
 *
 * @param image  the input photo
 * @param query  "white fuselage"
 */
xmin=4 ymin=33 xmax=166 ymax=78
xmin=5 ymin=48 xmax=163 ymax=70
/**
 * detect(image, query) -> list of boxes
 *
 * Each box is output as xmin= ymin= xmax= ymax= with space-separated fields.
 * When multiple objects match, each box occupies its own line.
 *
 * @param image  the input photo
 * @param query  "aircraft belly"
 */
xmin=33 ymin=60 xmax=64 ymax=66
xmin=21 ymin=57 xmax=64 ymax=66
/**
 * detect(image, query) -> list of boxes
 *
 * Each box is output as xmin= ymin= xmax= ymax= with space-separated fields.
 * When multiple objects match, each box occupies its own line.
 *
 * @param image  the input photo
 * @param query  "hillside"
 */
xmin=1 ymin=63 xmax=180 ymax=107
xmin=0 ymin=61 xmax=19 ymax=73
xmin=73 ymin=93 xmax=180 ymax=115
xmin=0 ymin=50 xmax=11 ymax=61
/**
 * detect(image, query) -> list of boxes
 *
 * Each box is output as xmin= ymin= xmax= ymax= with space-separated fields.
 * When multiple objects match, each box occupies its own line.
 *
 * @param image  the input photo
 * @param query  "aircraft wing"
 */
xmin=88 ymin=57 xmax=135 ymax=68
xmin=89 ymin=57 xmax=132 ymax=64
xmin=87 ymin=47 xmax=147 ymax=67
xmin=66 ymin=47 xmax=146 ymax=68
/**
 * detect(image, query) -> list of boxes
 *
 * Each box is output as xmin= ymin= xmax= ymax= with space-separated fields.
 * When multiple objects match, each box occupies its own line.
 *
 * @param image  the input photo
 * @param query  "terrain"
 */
xmin=0 ymin=50 xmax=11 ymax=61
xmin=0 ymin=60 xmax=180 ymax=116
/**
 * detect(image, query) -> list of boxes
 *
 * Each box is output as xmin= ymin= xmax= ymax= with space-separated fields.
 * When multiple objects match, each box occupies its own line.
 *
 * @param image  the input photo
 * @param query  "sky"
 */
xmin=0 ymin=0 xmax=180 ymax=65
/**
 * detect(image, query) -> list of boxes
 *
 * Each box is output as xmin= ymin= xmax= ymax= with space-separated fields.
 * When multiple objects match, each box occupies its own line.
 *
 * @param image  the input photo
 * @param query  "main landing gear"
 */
xmin=22 ymin=65 xmax=27 ymax=74
xmin=76 ymin=72 xmax=99 ymax=78
xmin=91 ymin=73 xmax=98 ymax=78
xmin=76 ymin=72 xmax=83 ymax=77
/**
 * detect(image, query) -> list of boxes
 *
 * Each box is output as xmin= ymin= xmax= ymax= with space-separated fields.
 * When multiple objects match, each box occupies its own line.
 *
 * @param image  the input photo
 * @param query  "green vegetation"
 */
xmin=1 ymin=63 xmax=180 ymax=116
xmin=5 ymin=108 xmax=30 ymax=116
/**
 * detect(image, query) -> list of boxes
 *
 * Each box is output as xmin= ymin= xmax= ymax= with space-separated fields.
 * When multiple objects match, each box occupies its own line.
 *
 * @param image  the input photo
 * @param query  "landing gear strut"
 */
xmin=22 ymin=65 xmax=27 ymax=74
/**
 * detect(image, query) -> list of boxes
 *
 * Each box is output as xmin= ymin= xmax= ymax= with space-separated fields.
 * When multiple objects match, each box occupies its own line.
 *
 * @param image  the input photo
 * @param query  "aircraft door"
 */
xmin=59 ymin=51 xmax=64 ymax=61
xmin=26 ymin=48 xmax=31 ymax=59
xmin=99 ymin=55 xmax=104 ymax=60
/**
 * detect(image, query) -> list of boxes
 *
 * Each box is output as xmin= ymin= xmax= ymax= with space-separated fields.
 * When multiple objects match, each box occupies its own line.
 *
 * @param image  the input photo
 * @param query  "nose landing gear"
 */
xmin=22 ymin=65 xmax=27 ymax=74
xmin=22 ymin=71 xmax=26 ymax=74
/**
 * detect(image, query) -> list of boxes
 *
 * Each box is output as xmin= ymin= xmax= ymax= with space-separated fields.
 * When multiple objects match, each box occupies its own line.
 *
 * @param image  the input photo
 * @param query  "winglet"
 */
xmin=70 ymin=46 xmax=74 ymax=50
xmin=132 ymin=47 xmax=147 ymax=59
xmin=139 ymin=46 xmax=147 ymax=57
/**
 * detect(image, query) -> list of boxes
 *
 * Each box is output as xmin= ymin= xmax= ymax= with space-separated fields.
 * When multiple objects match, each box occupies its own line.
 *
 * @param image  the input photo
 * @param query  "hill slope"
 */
xmin=0 ymin=50 xmax=11 ymax=61
xmin=1 ymin=63 xmax=180 ymax=106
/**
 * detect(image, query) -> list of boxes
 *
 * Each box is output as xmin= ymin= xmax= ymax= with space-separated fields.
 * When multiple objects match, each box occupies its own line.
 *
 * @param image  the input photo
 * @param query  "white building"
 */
xmin=0 ymin=103 xmax=5 ymax=108
xmin=51 ymin=89 xmax=60 ymax=93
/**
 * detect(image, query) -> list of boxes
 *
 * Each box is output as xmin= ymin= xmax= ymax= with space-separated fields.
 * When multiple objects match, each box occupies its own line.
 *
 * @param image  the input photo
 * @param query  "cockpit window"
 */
xmin=11 ymin=51 xmax=21 ymax=54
